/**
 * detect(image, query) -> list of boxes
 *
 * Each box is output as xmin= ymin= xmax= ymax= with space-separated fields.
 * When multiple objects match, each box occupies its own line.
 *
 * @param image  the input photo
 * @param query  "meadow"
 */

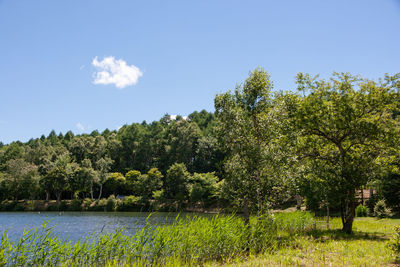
xmin=0 ymin=212 xmax=399 ymax=266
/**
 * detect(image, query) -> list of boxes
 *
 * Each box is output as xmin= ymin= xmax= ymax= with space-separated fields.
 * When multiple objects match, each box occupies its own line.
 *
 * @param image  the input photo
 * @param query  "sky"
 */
xmin=1 ymin=0 xmax=399 ymax=144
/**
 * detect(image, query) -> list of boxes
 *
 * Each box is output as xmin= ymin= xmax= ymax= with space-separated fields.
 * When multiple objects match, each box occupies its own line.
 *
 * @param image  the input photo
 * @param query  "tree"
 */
xmin=161 ymin=119 xmax=201 ymax=172
xmin=295 ymin=72 xmax=400 ymax=233
xmin=95 ymin=156 xmax=113 ymax=200
xmin=189 ymin=172 xmax=219 ymax=207
xmin=379 ymin=173 xmax=400 ymax=212
xmin=46 ymin=166 xmax=68 ymax=203
xmin=143 ymin=168 xmax=163 ymax=199
xmin=6 ymin=159 xmax=39 ymax=201
xmin=68 ymin=159 xmax=97 ymax=199
xmin=214 ymin=68 xmax=294 ymax=220
xmin=125 ymin=170 xmax=142 ymax=195
xmin=104 ymin=172 xmax=125 ymax=196
xmin=164 ymin=163 xmax=190 ymax=208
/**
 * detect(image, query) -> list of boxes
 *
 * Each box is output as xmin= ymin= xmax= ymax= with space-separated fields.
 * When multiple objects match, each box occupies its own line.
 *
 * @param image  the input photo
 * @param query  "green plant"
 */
xmin=117 ymin=195 xmax=140 ymax=211
xmin=105 ymin=195 xmax=119 ymax=211
xmin=69 ymin=198 xmax=82 ymax=211
xmin=58 ymin=200 xmax=68 ymax=211
xmin=81 ymin=198 xmax=93 ymax=211
xmin=366 ymin=194 xmax=380 ymax=215
xmin=374 ymin=199 xmax=393 ymax=219
xmin=355 ymin=204 xmax=368 ymax=217
xmin=274 ymin=211 xmax=315 ymax=234
xmin=389 ymin=226 xmax=400 ymax=260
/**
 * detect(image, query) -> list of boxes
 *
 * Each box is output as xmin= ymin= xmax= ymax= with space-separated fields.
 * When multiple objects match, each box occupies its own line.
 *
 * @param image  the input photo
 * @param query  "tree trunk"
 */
xmin=45 ymin=191 xmax=50 ymax=201
xmin=326 ymin=203 xmax=330 ymax=230
xmin=296 ymin=195 xmax=302 ymax=210
xmin=98 ymin=184 xmax=103 ymax=200
xmin=341 ymin=197 xmax=355 ymax=234
xmin=361 ymin=188 xmax=364 ymax=205
xmin=90 ymin=186 xmax=94 ymax=200
xmin=56 ymin=192 xmax=61 ymax=204
xmin=243 ymin=197 xmax=250 ymax=225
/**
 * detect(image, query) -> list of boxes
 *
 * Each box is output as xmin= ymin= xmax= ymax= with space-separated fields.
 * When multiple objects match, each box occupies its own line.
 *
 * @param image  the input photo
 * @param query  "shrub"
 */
xmin=389 ymin=226 xmax=400 ymax=260
xmin=0 ymin=201 xmax=17 ymax=211
xmin=118 ymin=195 xmax=141 ymax=211
xmin=69 ymin=198 xmax=82 ymax=211
xmin=374 ymin=199 xmax=393 ymax=219
xmin=82 ymin=198 xmax=93 ymax=211
xmin=58 ymin=201 xmax=68 ymax=211
xmin=366 ymin=194 xmax=380 ymax=215
xmin=105 ymin=195 xmax=120 ymax=211
xmin=355 ymin=204 xmax=368 ymax=217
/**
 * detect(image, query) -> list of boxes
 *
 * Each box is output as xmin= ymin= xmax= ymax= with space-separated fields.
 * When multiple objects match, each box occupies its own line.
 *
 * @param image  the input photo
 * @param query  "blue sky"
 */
xmin=1 ymin=0 xmax=399 ymax=144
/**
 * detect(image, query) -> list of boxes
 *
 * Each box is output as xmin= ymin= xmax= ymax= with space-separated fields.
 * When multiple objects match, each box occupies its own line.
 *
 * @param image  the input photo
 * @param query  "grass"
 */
xmin=0 ymin=213 xmax=399 ymax=266
xmin=212 ymin=217 xmax=400 ymax=267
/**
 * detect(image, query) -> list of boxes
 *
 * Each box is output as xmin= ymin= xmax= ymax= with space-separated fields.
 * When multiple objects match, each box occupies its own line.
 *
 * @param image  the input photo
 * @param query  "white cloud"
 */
xmin=76 ymin=122 xmax=85 ymax=131
xmin=170 ymin=115 xmax=188 ymax=120
xmin=92 ymin=56 xmax=143 ymax=89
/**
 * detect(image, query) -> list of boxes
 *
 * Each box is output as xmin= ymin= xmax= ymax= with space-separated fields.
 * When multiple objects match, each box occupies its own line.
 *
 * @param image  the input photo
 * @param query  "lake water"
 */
xmin=0 ymin=212 xmax=206 ymax=242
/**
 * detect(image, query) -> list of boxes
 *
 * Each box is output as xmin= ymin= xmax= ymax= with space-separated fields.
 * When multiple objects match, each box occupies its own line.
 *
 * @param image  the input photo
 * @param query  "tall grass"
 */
xmin=0 ymin=213 xmax=282 ymax=266
xmin=274 ymin=211 xmax=315 ymax=234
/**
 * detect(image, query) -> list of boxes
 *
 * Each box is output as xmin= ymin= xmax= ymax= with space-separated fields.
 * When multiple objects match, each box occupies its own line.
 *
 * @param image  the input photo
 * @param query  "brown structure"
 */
xmin=355 ymin=188 xmax=376 ymax=205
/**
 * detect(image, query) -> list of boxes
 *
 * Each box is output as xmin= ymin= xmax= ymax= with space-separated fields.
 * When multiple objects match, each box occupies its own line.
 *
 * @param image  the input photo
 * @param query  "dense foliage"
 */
xmin=1 ymin=69 xmax=399 ymax=234
xmin=0 ymin=110 xmax=223 ymax=210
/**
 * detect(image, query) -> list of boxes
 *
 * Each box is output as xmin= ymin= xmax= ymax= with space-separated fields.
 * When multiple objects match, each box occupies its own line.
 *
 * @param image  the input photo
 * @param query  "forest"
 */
xmin=1 ymin=69 xmax=400 ymax=234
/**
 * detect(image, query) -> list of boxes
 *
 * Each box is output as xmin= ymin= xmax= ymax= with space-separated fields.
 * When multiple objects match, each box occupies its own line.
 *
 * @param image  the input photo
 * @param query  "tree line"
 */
xmin=1 ymin=69 xmax=400 ymax=233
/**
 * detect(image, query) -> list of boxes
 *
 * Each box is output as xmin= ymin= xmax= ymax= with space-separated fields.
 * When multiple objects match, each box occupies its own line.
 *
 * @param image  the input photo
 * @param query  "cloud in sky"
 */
xmin=170 ymin=115 xmax=188 ymax=120
xmin=92 ymin=56 xmax=143 ymax=89
xmin=76 ymin=122 xmax=85 ymax=131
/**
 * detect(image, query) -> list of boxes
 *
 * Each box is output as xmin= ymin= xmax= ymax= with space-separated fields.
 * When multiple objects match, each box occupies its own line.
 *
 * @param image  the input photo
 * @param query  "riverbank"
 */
xmin=1 ymin=212 xmax=398 ymax=266
xmin=0 ymin=198 xmax=223 ymax=213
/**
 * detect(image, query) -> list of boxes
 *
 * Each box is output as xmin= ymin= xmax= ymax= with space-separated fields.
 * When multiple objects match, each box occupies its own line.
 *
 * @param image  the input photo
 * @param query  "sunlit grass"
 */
xmin=214 ymin=217 xmax=400 ymax=267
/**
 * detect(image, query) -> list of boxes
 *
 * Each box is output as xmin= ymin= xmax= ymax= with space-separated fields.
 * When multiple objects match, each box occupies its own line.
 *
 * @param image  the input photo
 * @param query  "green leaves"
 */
xmin=295 ymin=72 xmax=400 ymax=232
xmin=215 ymin=68 xmax=296 ymax=214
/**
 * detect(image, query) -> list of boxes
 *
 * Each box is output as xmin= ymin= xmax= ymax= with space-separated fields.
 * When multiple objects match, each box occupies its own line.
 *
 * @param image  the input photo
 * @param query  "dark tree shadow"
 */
xmin=305 ymin=229 xmax=389 ymax=241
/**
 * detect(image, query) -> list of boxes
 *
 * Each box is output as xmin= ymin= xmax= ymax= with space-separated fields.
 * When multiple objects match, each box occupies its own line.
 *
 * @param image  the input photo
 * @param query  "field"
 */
xmin=214 ymin=217 xmax=400 ymax=267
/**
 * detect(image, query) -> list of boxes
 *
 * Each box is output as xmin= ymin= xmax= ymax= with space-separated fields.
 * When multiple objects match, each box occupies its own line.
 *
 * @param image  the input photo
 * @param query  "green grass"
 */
xmin=213 ymin=217 xmax=400 ymax=267
xmin=1 ymin=213 xmax=399 ymax=266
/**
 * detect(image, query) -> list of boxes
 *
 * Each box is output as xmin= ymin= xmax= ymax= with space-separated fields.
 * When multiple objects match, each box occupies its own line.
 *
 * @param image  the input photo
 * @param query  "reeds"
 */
xmin=0 ymin=213 xmax=283 ymax=266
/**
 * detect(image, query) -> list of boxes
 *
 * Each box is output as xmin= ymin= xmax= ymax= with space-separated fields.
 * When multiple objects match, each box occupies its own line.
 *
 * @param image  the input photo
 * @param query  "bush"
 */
xmin=69 ymin=198 xmax=82 ymax=211
xmin=0 ymin=201 xmax=17 ymax=211
xmin=82 ymin=198 xmax=93 ymax=211
xmin=389 ymin=226 xmax=400 ymax=260
xmin=366 ymin=194 xmax=380 ymax=215
xmin=355 ymin=204 xmax=368 ymax=217
xmin=374 ymin=199 xmax=393 ymax=219
xmin=58 ymin=201 xmax=68 ymax=211
xmin=105 ymin=195 xmax=120 ymax=211
xmin=118 ymin=195 xmax=141 ymax=211
xmin=94 ymin=198 xmax=107 ymax=211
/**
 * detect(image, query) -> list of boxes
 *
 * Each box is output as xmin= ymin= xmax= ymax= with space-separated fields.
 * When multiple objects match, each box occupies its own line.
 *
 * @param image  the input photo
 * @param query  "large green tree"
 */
xmin=295 ymin=72 xmax=400 ymax=233
xmin=215 ymin=68 xmax=295 ymax=220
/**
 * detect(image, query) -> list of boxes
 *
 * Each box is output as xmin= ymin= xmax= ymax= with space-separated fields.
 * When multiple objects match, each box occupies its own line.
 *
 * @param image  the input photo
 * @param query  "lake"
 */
xmin=0 ymin=212 xmax=207 ymax=242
